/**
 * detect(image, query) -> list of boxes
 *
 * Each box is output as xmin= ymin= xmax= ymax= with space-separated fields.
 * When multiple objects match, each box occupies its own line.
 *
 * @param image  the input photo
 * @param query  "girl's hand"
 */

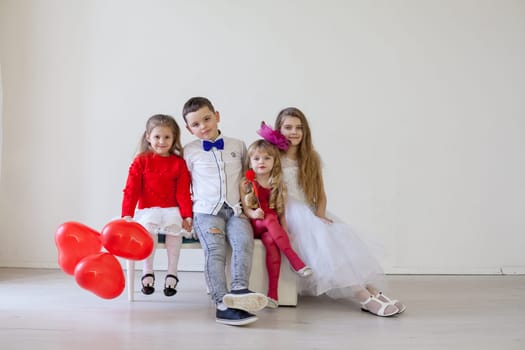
xmin=252 ymin=208 xmax=265 ymax=220
xmin=317 ymin=215 xmax=333 ymax=224
xmin=315 ymin=207 xmax=333 ymax=223
xmin=182 ymin=218 xmax=193 ymax=232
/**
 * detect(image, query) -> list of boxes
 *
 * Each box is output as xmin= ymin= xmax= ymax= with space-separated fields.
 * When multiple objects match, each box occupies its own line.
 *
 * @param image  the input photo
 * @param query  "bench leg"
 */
xmin=126 ymin=260 xmax=135 ymax=302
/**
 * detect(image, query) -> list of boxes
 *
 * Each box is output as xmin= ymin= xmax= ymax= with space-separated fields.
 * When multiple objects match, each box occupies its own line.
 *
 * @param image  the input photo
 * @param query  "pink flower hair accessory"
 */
xmin=256 ymin=121 xmax=289 ymax=151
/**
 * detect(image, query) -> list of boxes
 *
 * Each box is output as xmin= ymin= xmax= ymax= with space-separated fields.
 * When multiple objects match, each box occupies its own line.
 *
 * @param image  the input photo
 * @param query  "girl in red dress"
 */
xmin=122 ymin=114 xmax=193 ymax=297
xmin=241 ymin=131 xmax=312 ymax=309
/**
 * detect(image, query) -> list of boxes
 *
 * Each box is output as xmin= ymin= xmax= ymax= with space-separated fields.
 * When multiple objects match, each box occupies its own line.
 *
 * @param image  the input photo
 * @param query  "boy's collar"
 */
xmin=207 ymin=130 xmax=222 ymax=142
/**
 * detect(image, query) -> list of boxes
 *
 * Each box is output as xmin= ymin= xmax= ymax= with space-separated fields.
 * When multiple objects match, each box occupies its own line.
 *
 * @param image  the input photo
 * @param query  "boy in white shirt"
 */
xmin=183 ymin=97 xmax=267 ymax=326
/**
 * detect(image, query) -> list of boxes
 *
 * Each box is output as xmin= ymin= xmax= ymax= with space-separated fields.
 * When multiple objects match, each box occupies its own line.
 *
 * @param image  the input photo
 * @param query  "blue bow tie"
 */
xmin=202 ymin=138 xmax=224 ymax=151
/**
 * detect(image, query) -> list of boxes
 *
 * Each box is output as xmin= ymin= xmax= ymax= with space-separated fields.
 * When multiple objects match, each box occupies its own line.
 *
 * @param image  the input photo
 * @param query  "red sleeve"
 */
xmin=175 ymin=157 xmax=193 ymax=219
xmin=121 ymin=156 xmax=143 ymax=217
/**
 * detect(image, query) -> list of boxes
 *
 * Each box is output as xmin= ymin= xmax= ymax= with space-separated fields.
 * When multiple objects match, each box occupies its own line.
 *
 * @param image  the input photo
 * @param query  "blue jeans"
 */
xmin=193 ymin=204 xmax=254 ymax=305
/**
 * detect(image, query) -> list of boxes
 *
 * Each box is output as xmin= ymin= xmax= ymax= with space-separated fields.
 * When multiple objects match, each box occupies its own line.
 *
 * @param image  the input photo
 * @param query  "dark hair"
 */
xmin=182 ymin=96 xmax=215 ymax=122
xmin=138 ymin=114 xmax=183 ymax=157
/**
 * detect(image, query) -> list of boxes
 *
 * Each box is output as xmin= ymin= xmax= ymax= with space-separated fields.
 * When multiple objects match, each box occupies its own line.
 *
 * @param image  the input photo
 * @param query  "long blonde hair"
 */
xmin=274 ymin=107 xmax=324 ymax=208
xmin=138 ymin=114 xmax=183 ymax=157
xmin=243 ymin=140 xmax=286 ymax=216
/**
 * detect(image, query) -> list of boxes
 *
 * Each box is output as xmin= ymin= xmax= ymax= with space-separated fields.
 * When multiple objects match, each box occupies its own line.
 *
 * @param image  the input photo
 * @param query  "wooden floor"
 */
xmin=1 ymin=268 xmax=524 ymax=350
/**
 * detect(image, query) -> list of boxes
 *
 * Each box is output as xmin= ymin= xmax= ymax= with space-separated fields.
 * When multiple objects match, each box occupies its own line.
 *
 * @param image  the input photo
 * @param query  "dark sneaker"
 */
xmin=216 ymin=308 xmax=258 ymax=326
xmin=222 ymin=289 xmax=268 ymax=313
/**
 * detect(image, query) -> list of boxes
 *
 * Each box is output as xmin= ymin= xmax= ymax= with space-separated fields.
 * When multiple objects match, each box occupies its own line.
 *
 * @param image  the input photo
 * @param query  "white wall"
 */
xmin=0 ymin=0 xmax=524 ymax=274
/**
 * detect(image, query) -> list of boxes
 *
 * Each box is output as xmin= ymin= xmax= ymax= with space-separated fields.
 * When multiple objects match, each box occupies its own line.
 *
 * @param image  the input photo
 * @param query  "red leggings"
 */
xmin=252 ymin=212 xmax=306 ymax=300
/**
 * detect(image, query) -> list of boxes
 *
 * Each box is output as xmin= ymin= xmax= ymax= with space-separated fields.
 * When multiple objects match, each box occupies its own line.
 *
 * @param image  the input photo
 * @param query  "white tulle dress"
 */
xmin=281 ymin=156 xmax=386 ymax=300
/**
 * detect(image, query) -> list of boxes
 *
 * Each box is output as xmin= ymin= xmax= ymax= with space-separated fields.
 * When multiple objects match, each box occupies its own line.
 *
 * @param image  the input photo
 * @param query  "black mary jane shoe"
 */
xmin=141 ymin=273 xmax=155 ymax=295
xmin=163 ymin=274 xmax=179 ymax=297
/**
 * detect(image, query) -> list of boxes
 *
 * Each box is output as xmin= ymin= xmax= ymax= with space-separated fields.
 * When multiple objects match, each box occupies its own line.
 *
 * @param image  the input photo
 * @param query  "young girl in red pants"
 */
xmin=241 ymin=127 xmax=312 ymax=308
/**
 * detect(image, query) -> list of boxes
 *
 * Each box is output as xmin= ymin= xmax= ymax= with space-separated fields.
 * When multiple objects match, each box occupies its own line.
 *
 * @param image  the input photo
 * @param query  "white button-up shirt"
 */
xmin=184 ymin=135 xmax=247 ymax=216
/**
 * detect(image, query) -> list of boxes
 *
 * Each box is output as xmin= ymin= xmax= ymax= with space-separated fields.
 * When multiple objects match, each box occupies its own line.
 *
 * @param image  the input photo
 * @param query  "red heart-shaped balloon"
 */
xmin=101 ymin=219 xmax=154 ymax=260
xmin=74 ymin=252 xmax=125 ymax=299
xmin=55 ymin=222 xmax=103 ymax=275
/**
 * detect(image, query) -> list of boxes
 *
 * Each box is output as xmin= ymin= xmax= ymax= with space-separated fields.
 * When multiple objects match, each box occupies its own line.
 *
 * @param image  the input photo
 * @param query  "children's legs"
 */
xmin=365 ymin=285 xmax=379 ymax=295
xmin=260 ymin=232 xmax=281 ymax=301
xmin=225 ymin=212 xmax=254 ymax=291
xmin=193 ymin=212 xmax=228 ymax=305
xmin=142 ymin=224 xmax=159 ymax=286
xmin=355 ymin=285 xmax=398 ymax=316
xmin=262 ymin=214 xmax=306 ymax=271
xmin=366 ymin=284 xmax=406 ymax=313
xmin=164 ymin=232 xmax=182 ymax=288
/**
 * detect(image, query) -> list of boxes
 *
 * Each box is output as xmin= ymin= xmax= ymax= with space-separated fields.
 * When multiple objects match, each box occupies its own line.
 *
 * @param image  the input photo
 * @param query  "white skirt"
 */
xmin=134 ymin=207 xmax=183 ymax=236
xmin=285 ymin=197 xmax=387 ymax=299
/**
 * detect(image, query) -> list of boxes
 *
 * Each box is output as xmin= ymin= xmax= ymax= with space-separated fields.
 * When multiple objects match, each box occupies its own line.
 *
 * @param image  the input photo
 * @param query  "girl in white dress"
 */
xmin=273 ymin=107 xmax=406 ymax=317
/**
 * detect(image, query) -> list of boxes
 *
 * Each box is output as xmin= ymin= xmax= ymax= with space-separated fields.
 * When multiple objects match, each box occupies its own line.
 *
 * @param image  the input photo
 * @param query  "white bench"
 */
xmin=126 ymin=237 xmax=298 ymax=306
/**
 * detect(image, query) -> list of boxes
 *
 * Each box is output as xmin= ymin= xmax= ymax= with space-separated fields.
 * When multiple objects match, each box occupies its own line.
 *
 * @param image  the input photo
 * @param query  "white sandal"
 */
xmin=360 ymin=295 xmax=399 ymax=317
xmin=266 ymin=297 xmax=279 ymax=309
xmin=376 ymin=292 xmax=406 ymax=314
